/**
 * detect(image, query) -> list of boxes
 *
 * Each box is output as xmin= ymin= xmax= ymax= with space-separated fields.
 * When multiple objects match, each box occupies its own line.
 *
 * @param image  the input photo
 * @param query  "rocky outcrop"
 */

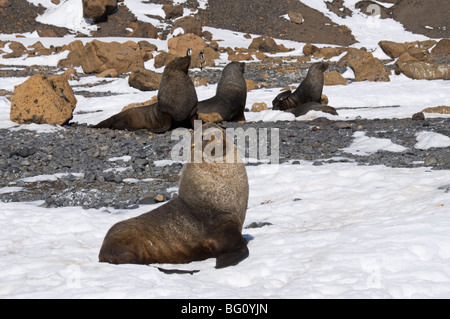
xmin=82 ymin=0 xmax=118 ymax=23
xmin=339 ymin=48 xmax=390 ymax=82
xmin=128 ymin=68 xmax=162 ymax=91
xmin=324 ymin=71 xmax=348 ymax=85
xmin=248 ymin=36 xmax=293 ymax=54
xmin=396 ymin=61 xmax=449 ymax=80
xmin=167 ymin=33 xmax=218 ymax=68
xmin=58 ymin=40 xmax=146 ymax=74
xmin=10 ymin=74 xmax=77 ymax=125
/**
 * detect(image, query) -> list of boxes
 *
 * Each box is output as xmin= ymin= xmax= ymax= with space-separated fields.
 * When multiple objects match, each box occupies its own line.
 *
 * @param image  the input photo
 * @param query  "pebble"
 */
xmin=0 ymin=118 xmax=449 ymax=209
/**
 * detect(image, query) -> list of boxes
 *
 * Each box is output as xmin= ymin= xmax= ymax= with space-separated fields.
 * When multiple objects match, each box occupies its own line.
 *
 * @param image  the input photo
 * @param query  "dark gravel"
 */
xmin=1 ymin=117 xmax=449 ymax=210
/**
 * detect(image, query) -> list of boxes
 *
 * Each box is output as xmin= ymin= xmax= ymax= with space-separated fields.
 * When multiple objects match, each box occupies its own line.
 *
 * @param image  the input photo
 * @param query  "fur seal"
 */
xmin=99 ymin=123 xmax=249 ymax=269
xmin=93 ymin=103 xmax=171 ymax=132
xmin=196 ymin=62 xmax=247 ymax=123
xmin=94 ymin=50 xmax=198 ymax=132
xmin=157 ymin=51 xmax=198 ymax=129
xmin=272 ymin=62 xmax=337 ymax=116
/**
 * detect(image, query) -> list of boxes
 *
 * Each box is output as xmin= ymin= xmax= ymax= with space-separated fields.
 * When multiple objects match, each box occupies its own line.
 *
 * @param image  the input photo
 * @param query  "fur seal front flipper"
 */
xmin=93 ymin=103 xmax=172 ymax=133
xmin=273 ymin=62 xmax=329 ymax=111
xmin=197 ymin=62 xmax=247 ymax=123
xmin=99 ymin=123 xmax=249 ymax=269
xmin=287 ymin=102 xmax=339 ymax=117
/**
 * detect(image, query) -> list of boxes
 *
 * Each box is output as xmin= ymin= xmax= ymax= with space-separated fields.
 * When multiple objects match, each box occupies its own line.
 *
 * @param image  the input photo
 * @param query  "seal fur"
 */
xmin=273 ymin=62 xmax=330 ymax=111
xmin=196 ymin=62 xmax=247 ymax=123
xmin=98 ymin=123 xmax=249 ymax=269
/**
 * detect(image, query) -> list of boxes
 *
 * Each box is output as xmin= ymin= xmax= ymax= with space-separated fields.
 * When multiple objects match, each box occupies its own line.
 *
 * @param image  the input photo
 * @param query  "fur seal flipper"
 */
xmin=273 ymin=62 xmax=329 ymax=111
xmin=99 ymin=124 xmax=249 ymax=269
xmin=197 ymin=62 xmax=247 ymax=123
xmin=287 ymin=102 xmax=338 ymax=117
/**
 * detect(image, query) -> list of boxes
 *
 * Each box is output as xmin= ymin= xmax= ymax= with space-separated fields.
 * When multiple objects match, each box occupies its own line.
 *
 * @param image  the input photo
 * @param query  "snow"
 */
xmin=415 ymin=131 xmax=450 ymax=150
xmin=1 ymin=163 xmax=450 ymax=298
xmin=0 ymin=0 xmax=449 ymax=299
xmin=342 ymin=131 xmax=408 ymax=155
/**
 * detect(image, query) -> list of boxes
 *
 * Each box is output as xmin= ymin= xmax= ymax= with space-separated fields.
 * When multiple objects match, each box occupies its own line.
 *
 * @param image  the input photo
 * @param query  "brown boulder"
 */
xmin=162 ymin=4 xmax=183 ymax=20
xmin=397 ymin=61 xmax=449 ymax=80
xmin=303 ymin=43 xmax=319 ymax=56
xmin=82 ymin=0 xmax=118 ymax=23
xmin=378 ymin=40 xmax=407 ymax=59
xmin=431 ymin=39 xmax=450 ymax=56
xmin=171 ymin=16 xmax=203 ymax=37
xmin=0 ymin=0 xmax=11 ymax=8
xmin=324 ymin=71 xmax=348 ymax=85
xmin=3 ymin=41 xmax=27 ymax=59
xmin=422 ymin=105 xmax=450 ymax=114
xmin=128 ymin=68 xmax=162 ymax=91
xmin=249 ymin=36 xmax=292 ymax=54
xmin=59 ymin=40 xmax=145 ymax=74
xmin=168 ymin=33 xmax=213 ymax=68
xmin=339 ymin=48 xmax=390 ymax=82
xmin=288 ymin=11 xmax=303 ymax=24
xmin=10 ymin=74 xmax=77 ymax=125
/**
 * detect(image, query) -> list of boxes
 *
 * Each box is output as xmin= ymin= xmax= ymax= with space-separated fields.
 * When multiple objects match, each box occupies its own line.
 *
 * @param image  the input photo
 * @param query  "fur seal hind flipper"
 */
xmin=288 ymin=102 xmax=339 ymax=117
xmin=210 ymin=221 xmax=249 ymax=269
xmin=272 ymin=90 xmax=297 ymax=111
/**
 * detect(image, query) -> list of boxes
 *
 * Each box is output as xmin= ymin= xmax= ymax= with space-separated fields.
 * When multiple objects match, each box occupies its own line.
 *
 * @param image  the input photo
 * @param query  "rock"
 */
xmin=121 ymin=96 xmax=158 ymax=112
xmin=320 ymin=94 xmax=329 ymax=106
xmin=313 ymin=47 xmax=344 ymax=59
xmin=378 ymin=40 xmax=407 ymax=59
xmin=128 ymin=68 xmax=162 ymax=91
xmin=303 ymin=43 xmax=319 ymax=56
xmin=251 ymin=102 xmax=268 ymax=112
xmin=154 ymin=51 xmax=177 ymax=69
xmin=412 ymin=112 xmax=425 ymax=120
xmin=422 ymin=106 xmax=450 ymax=114
xmin=96 ymin=69 xmax=118 ymax=78
xmin=0 ymin=0 xmax=11 ymax=8
xmin=246 ymin=79 xmax=259 ymax=91
xmin=198 ymin=112 xmax=224 ymax=123
xmin=324 ymin=71 xmax=348 ymax=85
xmin=171 ymin=16 xmax=203 ymax=37
xmin=3 ymin=41 xmax=27 ymax=59
xmin=288 ymin=11 xmax=303 ymax=24
xmin=168 ymin=33 xmax=209 ymax=68
xmin=397 ymin=61 xmax=449 ymax=80
xmin=249 ymin=36 xmax=292 ymax=54
xmin=339 ymin=48 xmax=390 ymax=82
xmin=59 ymin=40 xmax=145 ymax=74
xmin=10 ymin=74 xmax=77 ymax=125
xmin=431 ymin=39 xmax=450 ymax=56
xmin=82 ymin=0 xmax=118 ymax=23
xmin=162 ymin=4 xmax=183 ymax=20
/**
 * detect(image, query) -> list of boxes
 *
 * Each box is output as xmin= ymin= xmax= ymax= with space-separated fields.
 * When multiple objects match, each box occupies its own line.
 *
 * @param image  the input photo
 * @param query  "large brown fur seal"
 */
xmin=94 ymin=51 xmax=198 ymax=132
xmin=272 ymin=62 xmax=337 ymax=116
xmin=99 ymin=123 xmax=249 ymax=269
xmin=196 ymin=62 xmax=247 ymax=123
